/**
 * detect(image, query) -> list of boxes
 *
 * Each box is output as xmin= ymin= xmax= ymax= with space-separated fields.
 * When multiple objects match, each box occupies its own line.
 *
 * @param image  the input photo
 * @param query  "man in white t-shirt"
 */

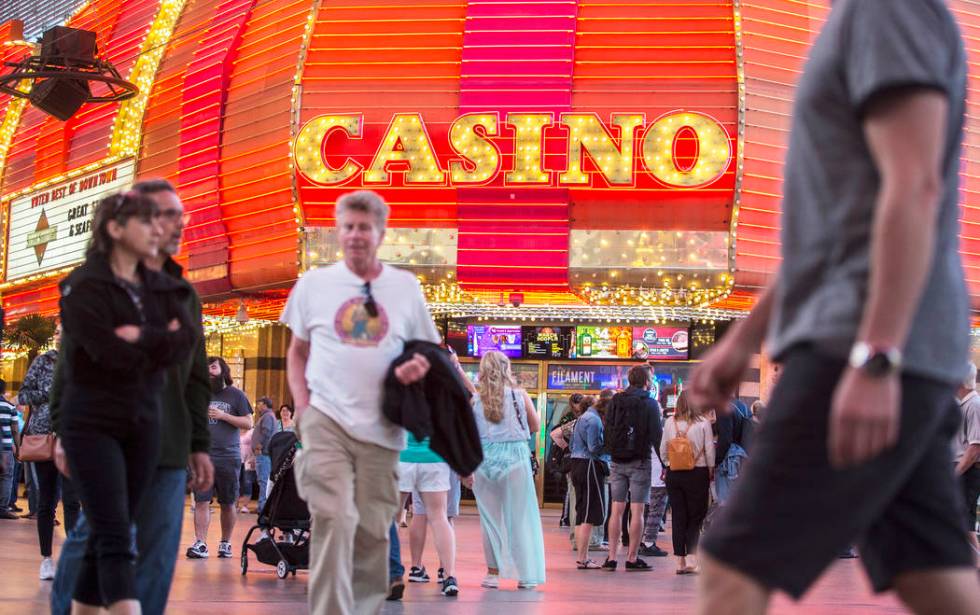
xmin=281 ymin=190 xmax=440 ymax=615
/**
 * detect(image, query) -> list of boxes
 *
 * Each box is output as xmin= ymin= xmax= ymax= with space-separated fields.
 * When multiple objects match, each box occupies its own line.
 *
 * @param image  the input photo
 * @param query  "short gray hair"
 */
xmin=335 ymin=190 xmax=389 ymax=230
xmin=963 ymin=362 xmax=977 ymax=390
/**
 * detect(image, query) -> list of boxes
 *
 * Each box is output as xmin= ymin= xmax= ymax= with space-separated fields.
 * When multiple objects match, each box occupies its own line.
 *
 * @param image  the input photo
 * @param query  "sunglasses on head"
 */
xmin=362 ymin=282 xmax=378 ymax=318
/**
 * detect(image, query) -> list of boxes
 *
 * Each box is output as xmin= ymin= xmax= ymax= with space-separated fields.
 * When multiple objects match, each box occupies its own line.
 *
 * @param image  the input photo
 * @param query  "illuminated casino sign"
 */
xmin=294 ymin=111 xmax=732 ymax=189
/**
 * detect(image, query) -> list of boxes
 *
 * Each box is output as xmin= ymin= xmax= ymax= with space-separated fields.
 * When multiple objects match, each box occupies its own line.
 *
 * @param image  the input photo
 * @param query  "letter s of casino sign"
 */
xmin=293 ymin=111 xmax=732 ymax=189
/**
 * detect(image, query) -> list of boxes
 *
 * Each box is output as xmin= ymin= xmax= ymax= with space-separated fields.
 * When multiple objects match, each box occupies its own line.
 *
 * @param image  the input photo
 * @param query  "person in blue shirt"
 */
xmin=569 ymin=397 xmax=608 ymax=569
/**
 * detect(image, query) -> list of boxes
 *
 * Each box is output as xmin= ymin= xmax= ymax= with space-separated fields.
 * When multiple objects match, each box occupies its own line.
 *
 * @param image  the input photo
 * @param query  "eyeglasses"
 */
xmin=362 ymin=282 xmax=378 ymax=318
xmin=159 ymin=209 xmax=191 ymax=225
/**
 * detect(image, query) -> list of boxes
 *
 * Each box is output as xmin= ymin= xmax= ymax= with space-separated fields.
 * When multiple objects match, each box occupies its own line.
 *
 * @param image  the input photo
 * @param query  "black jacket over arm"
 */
xmin=382 ymin=340 xmax=482 ymax=476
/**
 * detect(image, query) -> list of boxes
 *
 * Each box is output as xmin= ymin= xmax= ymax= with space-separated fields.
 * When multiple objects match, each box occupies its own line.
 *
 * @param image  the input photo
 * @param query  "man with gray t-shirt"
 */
xmin=187 ymin=357 xmax=253 ymax=560
xmin=690 ymin=2 xmax=980 ymax=614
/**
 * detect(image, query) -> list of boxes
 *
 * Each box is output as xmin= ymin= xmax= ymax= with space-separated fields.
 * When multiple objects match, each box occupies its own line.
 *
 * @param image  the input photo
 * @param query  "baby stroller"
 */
xmin=241 ymin=431 xmax=311 ymax=579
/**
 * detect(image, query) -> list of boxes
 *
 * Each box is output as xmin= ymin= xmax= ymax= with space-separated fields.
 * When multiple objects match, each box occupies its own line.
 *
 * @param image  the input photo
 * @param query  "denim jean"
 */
xmin=0 ymin=450 xmax=13 ymax=511
xmin=51 ymin=468 xmax=187 ymax=615
xmin=388 ymin=523 xmax=404 ymax=582
xmin=255 ymin=454 xmax=271 ymax=512
xmin=6 ymin=457 xmax=20 ymax=508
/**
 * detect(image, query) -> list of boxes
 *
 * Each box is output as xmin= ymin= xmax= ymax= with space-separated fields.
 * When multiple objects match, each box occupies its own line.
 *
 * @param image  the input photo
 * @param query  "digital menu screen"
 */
xmin=631 ymin=326 xmax=689 ymax=360
xmin=467 ymin=325 xmax=523 ymax=358
xmin=546 ymin=363 xmax=632 ymax=391
xmin=523 ymin=326 xmax=570 ymax=359
xmin=571 ymin=326 xmax=633 ymax=359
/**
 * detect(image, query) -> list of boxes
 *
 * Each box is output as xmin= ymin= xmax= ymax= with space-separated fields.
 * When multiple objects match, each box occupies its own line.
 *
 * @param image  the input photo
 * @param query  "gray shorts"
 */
xmin=609 ymin=458 xmax=652 ymax=504
xmin=194 ymin=456 xmax=240 ymax=505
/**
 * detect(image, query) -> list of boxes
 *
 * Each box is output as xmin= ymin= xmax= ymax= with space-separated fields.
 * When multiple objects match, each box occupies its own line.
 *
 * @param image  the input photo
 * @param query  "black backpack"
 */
xmin=605 ymin=392 xmax=651 ymax=462
xmin=548 ymin=441 xmax=569 ymax=478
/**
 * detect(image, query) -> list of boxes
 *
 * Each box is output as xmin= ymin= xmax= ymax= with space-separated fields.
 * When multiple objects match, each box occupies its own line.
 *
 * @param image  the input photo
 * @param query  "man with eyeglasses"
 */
xmin=49 ymin=179 xmax=214 ymax=615
xmin=282 ymin=190 xmax=440 ymax=614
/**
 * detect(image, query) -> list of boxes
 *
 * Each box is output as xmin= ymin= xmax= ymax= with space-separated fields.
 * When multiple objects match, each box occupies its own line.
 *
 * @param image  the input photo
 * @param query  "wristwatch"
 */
xmin=848 ymin=342 xmax=902 ymax=378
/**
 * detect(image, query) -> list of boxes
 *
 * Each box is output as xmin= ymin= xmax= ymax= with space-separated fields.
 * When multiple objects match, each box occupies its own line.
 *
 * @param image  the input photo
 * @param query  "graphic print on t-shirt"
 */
xmin=334 ymin=296 xmax=389 ymax=347
xmin=209 ymin=400 xmax=232 ymax=425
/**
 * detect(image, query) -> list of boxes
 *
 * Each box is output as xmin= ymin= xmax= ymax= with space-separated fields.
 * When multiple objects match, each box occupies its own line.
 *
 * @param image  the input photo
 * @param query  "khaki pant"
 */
xmin=295 ymin=409 xmax=400 ymax=615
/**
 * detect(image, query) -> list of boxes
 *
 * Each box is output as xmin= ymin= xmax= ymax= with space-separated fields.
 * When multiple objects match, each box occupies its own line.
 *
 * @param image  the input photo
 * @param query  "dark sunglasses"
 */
xmin=362 ymin=282 xmax=378 ymax=318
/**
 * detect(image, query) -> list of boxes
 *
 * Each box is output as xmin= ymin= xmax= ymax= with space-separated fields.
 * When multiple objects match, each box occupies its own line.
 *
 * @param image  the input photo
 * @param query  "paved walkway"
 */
xmin=1 ymin=503 xmax=907 ymax=614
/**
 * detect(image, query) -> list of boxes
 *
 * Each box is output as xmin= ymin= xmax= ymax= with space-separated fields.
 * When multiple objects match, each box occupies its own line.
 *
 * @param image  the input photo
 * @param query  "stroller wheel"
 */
xmin=277 ymin=560 xmax=289 ymax=579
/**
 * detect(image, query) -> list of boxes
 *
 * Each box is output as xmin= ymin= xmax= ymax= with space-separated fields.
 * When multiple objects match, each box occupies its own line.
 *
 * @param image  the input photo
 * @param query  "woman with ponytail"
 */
xmin=464 ymin=350 xmax=546 ymax=590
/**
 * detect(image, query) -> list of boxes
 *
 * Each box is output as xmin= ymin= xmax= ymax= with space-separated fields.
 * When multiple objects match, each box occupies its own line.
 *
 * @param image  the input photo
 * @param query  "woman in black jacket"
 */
xmin=58 ymin=191 xmax=198 ymax=614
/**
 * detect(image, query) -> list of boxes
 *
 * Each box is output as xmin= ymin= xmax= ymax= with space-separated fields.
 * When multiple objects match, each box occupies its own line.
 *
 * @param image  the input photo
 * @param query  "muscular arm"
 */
xmin=856 ymin=90 xmax=948 ymax=353
xmin=828 ymin=90 xmax=950 ymax=468
xmin=221 ymin=412 xmax=252 ymax=430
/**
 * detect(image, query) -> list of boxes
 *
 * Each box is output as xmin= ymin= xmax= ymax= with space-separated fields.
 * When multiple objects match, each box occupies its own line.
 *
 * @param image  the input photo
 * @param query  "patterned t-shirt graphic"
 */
xmin=334 ymin=296 xmax=389 ymax=346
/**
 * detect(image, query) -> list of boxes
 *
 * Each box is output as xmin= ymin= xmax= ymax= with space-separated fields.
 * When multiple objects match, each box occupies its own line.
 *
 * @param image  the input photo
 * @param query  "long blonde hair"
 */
xmin=673 ymin=390 xmax=702 ymax=423
xmin=477 ymin=350 xmax=516 ymax=424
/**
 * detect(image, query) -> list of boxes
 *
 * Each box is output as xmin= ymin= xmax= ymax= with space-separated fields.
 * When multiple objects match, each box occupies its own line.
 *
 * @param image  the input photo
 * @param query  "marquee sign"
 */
xmin=3 ymin=159 xmax=136 ymax=281
xmin=294 ymin=111 xmax=732 ymax=189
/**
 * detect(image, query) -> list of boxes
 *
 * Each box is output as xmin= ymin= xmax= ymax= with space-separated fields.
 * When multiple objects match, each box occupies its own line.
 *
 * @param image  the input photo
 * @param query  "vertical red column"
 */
xmin=178 ymin=0 xmax=256 ymax=295
xmin=455 ymin=0 xmax=578 ymax=292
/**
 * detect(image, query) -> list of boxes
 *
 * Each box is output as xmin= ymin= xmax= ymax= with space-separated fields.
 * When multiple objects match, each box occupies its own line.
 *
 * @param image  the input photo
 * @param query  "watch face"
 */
xmin=865 ymin=352 xmax=893 ymax=377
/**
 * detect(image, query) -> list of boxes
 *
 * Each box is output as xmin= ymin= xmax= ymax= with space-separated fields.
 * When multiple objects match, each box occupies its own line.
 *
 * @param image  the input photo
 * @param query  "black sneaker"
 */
xmin=625 ymin=558 xmax=653 ymax=571
xmin=408 ymin=566 xmax=430 ymax=583
xmin=441 ymin=576 xmax=459 ymax=597
xmin=0 ymin=509 xmax=17 ymax=520
xmin=386 ymin=579 xmax=405 ymax=601
xmin=601 ymin=558 xmax=617 ymax=571
xmin=438 ymin=567 xmax=445 ymax=582
xmin=638 ymin=543 xmax=669 ymax=557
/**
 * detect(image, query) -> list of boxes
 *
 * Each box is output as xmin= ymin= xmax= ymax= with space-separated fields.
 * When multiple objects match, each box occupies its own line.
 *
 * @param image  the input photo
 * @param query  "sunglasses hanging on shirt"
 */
xmin=362 ymin=282 xmax=378 ymax=318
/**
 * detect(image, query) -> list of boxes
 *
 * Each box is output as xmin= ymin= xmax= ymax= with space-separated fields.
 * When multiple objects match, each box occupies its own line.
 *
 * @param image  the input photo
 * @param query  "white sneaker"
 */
xmin=185 ymin=540 xmax=209 ymax=559
xmin=480 ymin=574 xmax=499 ymax=588
xmin=217 ymin=541 xmax=233 ymax=558
xmin=39 ymin=557 xmax=55 ymax=581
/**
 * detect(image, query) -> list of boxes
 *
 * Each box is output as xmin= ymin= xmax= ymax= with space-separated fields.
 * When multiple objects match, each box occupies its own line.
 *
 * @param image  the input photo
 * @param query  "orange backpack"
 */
xmin=666 ymin=421 xmax=697 ymax=471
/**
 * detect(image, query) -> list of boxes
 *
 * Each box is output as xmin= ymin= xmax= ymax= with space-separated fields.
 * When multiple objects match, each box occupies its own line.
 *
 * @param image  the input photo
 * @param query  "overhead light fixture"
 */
xmin=0 ymin=26 xmax=138 ymax=121
xmin=236 ymin=300 xmax=249 ymax=324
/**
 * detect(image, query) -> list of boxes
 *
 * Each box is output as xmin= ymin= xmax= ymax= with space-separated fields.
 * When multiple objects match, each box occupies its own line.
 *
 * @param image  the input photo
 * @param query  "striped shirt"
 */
xmin=0 ymin=398 xmax=16 ymax=451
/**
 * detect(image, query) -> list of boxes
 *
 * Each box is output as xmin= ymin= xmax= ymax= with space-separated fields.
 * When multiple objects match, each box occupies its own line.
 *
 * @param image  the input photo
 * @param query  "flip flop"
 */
xmin=675 ymin=569 xmax=690 ymax=575
xmin=577 ymin=559 xmax=601 ymax=570
xmin=685 ymin=566 xmax=701 ymax=575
